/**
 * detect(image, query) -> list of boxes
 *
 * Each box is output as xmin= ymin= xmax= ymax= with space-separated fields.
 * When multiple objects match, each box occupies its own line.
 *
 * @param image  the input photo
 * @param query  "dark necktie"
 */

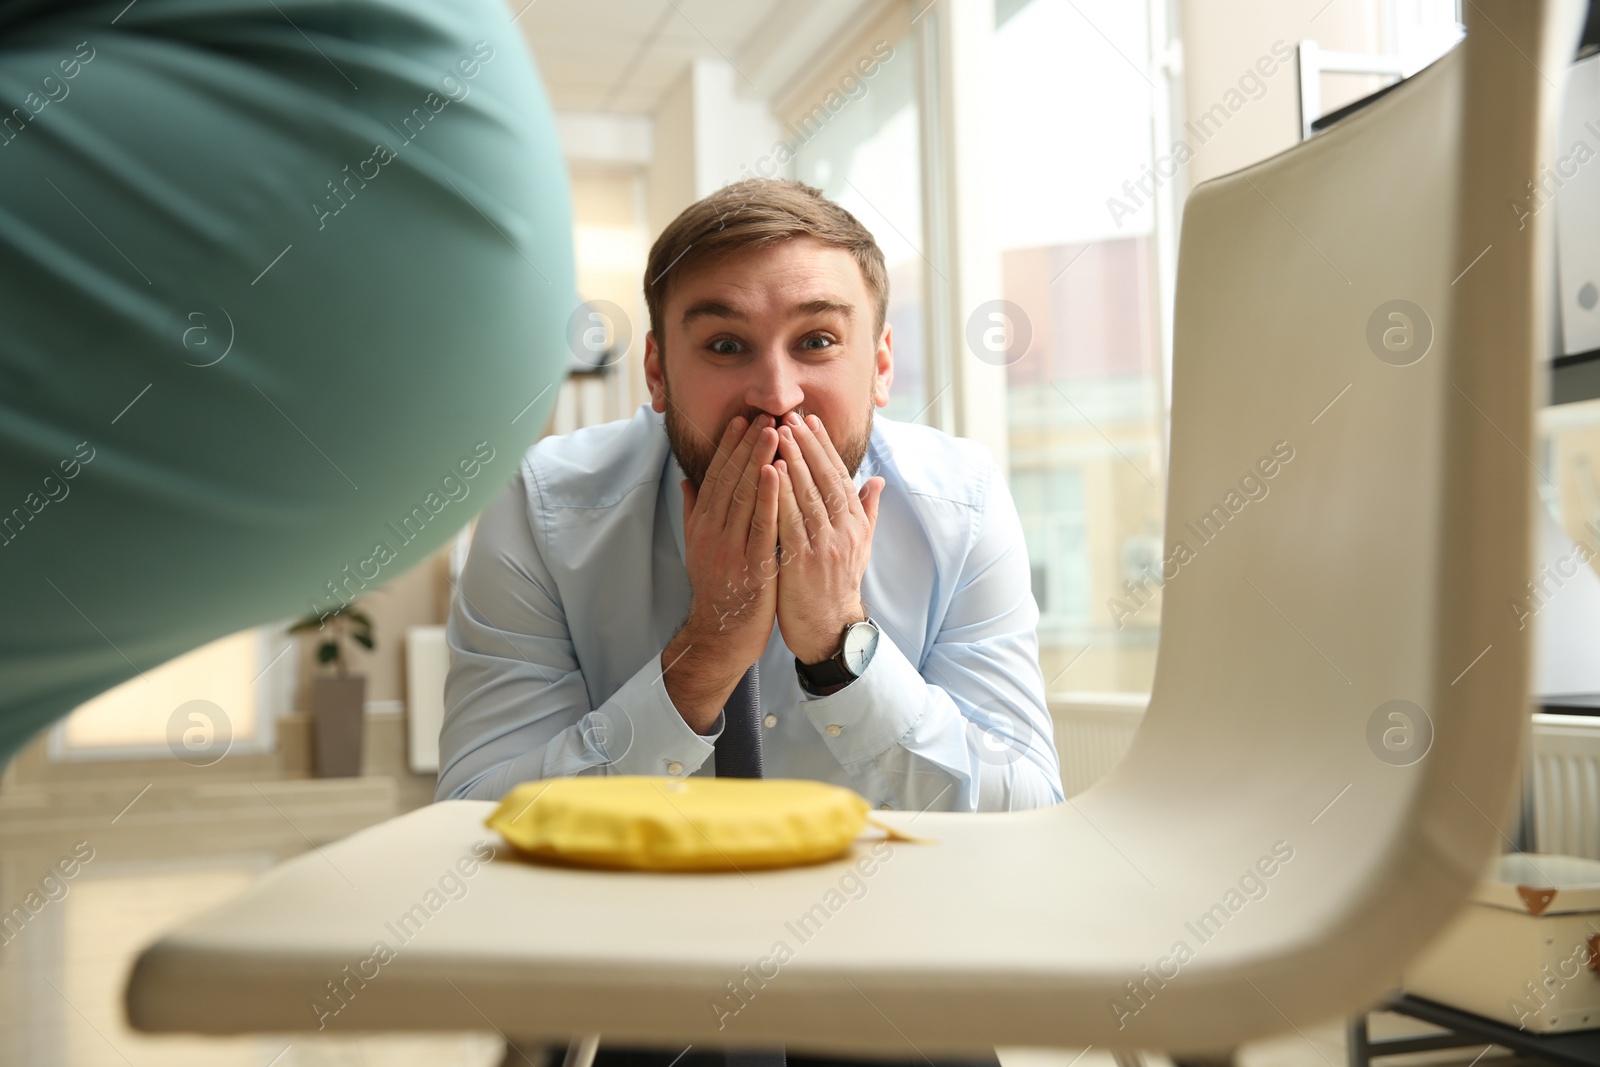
xmin=710 ymin=665 xmax=784 ymax=1067
xmin=714 ymin=664 xmax=765 ymax=779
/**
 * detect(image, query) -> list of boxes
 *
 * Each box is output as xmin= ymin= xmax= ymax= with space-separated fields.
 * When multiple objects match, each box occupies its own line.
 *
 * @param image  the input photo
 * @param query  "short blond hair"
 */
xmin=644 ymin=178 xmax=889 ymax=345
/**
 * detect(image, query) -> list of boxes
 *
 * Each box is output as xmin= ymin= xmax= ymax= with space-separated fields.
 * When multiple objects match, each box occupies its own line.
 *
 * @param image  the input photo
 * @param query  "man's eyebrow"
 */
xmin=678 ymin=297 xmax=856 ymax=328
xmin=793 ymin=298 xmax=854 ymax=320
xmin=680 ymin=300 xmax=745 ymax=327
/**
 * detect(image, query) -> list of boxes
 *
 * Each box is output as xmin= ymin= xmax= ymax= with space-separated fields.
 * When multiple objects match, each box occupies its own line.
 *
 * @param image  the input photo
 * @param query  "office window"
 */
xmin=991 ymin=0 xmax=1168 ymax=693
xmin=51 ymin=627 xmax=290 ymax=761
xmin=791 ymin=28 xmax=928 ymax=425
xmin=1547 ymin=401 xmax=1600 ymax=586
xmin=1011 ymin=467 xmax=1090 ymax=631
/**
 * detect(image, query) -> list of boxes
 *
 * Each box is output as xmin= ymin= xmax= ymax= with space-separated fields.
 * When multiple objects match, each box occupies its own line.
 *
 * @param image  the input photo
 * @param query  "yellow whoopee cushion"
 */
xmin=485 ymin=776 xmax=921 ymax=872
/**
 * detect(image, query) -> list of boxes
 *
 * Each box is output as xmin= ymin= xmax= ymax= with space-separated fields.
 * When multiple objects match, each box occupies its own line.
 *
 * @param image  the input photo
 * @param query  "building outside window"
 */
xmin=991 ymin=0 xmax=1170 ymax=693
xmin=791 ymin=21 xmax=928 ymax=425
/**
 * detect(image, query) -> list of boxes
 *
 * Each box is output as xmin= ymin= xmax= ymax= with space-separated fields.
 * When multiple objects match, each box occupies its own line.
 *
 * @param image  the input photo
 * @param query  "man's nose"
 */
xmin=745 ymin=350 xmax=805 ymax=418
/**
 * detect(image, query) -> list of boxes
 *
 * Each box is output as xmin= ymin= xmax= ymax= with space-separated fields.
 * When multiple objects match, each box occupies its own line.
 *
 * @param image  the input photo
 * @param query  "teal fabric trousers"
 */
xmin=0 ymin=0 xmax=576 ymax=765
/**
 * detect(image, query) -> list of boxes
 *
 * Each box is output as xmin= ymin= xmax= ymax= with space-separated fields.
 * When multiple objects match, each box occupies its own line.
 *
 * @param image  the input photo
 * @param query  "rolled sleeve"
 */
xmin=435 ymin=467 xmax=721 ymax=802
xmin=600 ymin=659 xmax=724 ymax=777
xmin=798 ymin=456 xmax=1065 ymax=814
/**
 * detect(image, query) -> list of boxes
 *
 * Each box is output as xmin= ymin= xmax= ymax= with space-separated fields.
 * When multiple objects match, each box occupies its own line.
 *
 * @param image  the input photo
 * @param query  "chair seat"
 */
xmin=127 ymin=796 xmax=1345 ymax=1054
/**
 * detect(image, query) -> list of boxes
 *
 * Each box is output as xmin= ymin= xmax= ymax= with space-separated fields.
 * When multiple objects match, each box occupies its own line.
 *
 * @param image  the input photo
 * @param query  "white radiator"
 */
xmin=406 ymin=625 xmax=449 ymax=775
xmin=1531 ymin=712 xmax=1600 ymax=860
xmin=1048 ymin=693 xmax=1148 ymax=798
xmin=1047 ymin=701 xmax=1600 ymax=857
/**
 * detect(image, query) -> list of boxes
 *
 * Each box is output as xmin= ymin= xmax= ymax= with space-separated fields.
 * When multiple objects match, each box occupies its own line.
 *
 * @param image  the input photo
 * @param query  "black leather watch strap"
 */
xmin=794 ymin=654 xmax=851 ymax=696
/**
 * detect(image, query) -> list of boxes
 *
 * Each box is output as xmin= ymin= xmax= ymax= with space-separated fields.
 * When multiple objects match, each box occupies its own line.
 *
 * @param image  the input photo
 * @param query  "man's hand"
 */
xmin=773 ymin=411 xmax=885 ymax=665
xmin=661 ymin=413 xmax=780 ymax=733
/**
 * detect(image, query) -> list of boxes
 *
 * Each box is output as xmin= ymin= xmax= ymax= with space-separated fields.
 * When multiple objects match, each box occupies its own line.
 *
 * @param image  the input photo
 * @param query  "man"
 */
xmin=437 ymin=177 xmax=1063 ymax=816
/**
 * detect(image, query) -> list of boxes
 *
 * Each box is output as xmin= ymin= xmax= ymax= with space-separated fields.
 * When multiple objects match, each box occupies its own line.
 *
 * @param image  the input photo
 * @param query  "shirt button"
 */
xmin=666 ymin=761 xmax=683 ymax=776
xmin=763 ymin=714 xmax=778 ymax=728
xmin=826 ymin=724 xmax=843 ymax=737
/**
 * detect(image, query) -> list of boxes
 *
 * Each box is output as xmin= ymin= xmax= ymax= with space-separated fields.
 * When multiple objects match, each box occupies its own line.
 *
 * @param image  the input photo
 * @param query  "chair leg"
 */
xmin=499 ymin=1041 xmax=556 ymax=1067
xmin=1347 ymin=1013 xmax=1371 ymax=1067
xmin=1169 ymin=1051 xmax=1235 ymax=1067
xmin=561 ymin=1034 xmax=604 ymax=1067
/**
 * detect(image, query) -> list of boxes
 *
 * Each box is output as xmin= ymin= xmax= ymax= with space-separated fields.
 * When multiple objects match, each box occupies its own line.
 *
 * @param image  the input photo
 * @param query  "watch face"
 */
xmin=842 ymin=621 xmax=879 ymax=675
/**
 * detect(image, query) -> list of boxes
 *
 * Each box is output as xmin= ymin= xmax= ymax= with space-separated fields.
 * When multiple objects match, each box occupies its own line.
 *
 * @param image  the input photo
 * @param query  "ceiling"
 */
xmin=508 ymin=0 xmax=884 ymax=114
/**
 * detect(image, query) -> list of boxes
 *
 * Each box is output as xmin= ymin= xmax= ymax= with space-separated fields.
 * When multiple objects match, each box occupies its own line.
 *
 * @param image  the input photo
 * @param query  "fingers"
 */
xmin=706 ymin=416 xmax=760 ymax=529
xmin=711 ymin=413 xmax=873 ymax=560
xmin=705 ymin=415 xmax=772 ymax=531
xmin=728 ymin=427 xmax=778 ymax=538
xmin=774 ymin=458 xmax=810 ymax=553
xmin=860 ymin=476 xmax=885 ymax=534
xmin=746 ymin=463 xmax=780 ymax=564
xmin=784 ymin=412 xmax=859 ymax=523
xmin=776 ymin=420 xmax=831 ymax=538
xmin=802 ymin=412 xmax=853 ymax=484
xmin=697 ymin=414 xmax=746 ymax=509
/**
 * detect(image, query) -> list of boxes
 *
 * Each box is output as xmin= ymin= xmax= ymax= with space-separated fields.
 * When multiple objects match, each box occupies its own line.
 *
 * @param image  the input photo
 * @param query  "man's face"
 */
xmin=644 ymin=236 xmax=893 ymax=490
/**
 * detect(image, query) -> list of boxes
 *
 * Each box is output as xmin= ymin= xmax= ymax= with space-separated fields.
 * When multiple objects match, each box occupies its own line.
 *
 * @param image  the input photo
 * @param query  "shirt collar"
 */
xmin=664 ymin=449 xmax=689 ymax=565
xmin=661 ymin=417 xmax=885 ymax=568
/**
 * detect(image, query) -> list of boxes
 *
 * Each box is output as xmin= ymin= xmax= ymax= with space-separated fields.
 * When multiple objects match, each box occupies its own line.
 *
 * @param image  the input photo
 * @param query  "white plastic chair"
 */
xmin=125 ymin=0 xmax=1587 ymax=1056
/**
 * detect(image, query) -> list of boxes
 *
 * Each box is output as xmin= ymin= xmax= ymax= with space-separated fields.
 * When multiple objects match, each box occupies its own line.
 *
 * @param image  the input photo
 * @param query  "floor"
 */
xmin=1003 ymin=1022 xmax=1522 ymax=1067
xmin=0 ymin=836 xmax=504 ymax=1066
xmin=0 ymin=713 xmax=503 ymax=1066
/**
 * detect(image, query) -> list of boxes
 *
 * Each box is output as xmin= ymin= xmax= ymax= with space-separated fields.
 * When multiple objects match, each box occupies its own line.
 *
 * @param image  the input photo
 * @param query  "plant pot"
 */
xmin=312 ymin=675 xmax=366 ymax=778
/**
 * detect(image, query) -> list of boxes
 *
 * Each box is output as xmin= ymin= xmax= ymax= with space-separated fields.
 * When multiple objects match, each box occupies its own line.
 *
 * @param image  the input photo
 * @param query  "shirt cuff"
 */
xmin=601 ymin=653 xmax=725 ymax=777
xmin=799 ymin=630 xmax=924 ymax=765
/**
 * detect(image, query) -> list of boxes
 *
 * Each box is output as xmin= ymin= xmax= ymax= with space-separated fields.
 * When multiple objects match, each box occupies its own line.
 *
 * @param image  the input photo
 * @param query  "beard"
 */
xmin=662 ymin=380 xmax=875 ymax=492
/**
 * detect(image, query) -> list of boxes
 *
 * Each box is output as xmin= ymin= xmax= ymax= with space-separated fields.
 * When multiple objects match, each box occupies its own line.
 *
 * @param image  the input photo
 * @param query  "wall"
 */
xmin=290 ymin=540 xmax=454 ymax=712
xmin=647 ymin=66 xmax=698 ymax=244
xmin=1176 ymin=0 xmax=1388 ymax=188
xmin=691 ymin=59 xmax=786 ymax=194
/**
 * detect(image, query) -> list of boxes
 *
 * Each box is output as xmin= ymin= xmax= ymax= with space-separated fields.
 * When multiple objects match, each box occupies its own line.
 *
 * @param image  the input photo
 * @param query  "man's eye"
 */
xmin=708 ymin=338 xmax=742 ymax=355
xmin=800 ymin=335 xmax=834 ymax=350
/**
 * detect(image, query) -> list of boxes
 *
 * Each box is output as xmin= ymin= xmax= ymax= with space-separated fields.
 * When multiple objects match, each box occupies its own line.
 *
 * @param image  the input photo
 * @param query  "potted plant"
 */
xmin=288 ymin=607 xmax=374 ymax=777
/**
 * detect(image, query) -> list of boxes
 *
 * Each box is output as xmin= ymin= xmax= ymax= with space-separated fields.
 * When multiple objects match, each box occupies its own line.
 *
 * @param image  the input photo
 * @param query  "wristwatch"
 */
xmin=795 ymin=618 xmax=880 ymax=697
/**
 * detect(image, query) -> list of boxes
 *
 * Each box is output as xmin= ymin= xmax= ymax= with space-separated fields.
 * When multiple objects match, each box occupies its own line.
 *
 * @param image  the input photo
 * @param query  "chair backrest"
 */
xmin=1077 ymin=0 xmax=1588 ymax=1039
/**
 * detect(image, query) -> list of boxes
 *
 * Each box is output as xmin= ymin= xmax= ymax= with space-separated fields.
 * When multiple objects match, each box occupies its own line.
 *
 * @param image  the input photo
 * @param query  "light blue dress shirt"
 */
xmin=436 ymin=404 xmax=1064 ymax=813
